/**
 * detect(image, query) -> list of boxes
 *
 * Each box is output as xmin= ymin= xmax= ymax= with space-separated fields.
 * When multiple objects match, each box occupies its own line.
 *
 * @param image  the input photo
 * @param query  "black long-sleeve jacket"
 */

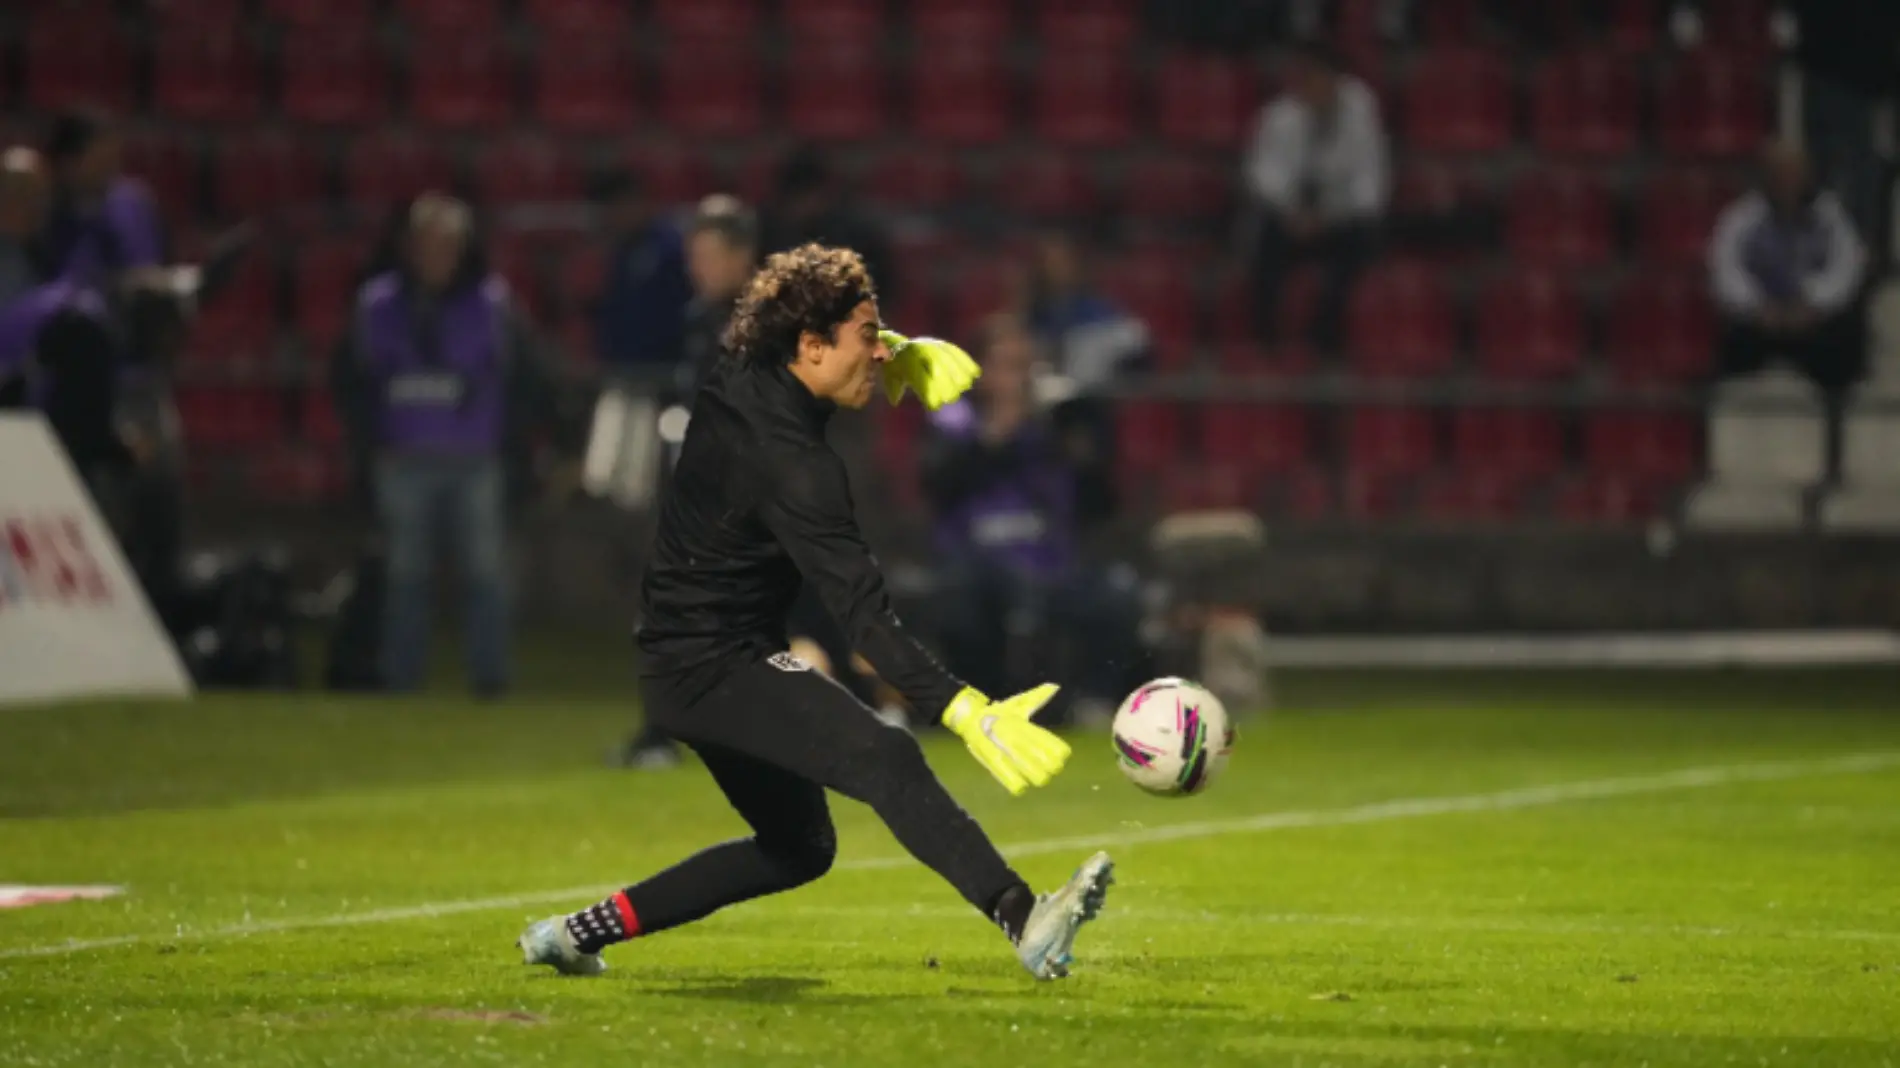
xmin=636 ymin=354 xmax=964 ymax=716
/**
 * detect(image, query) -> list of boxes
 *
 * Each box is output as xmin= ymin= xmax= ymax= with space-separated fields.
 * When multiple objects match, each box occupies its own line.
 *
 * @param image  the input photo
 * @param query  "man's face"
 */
xmin=1035 ymin=235 xmax=1080 ymax=294
xmin=1762 ymin=146 xmax=1810 ymax=211
xmin=1289 ymin=57 xmax=1335 ymax=110
xmin=408 ymin=224 xmax=465 ymax=291
xmin=796 ymin=300 xmax=887 ymax=410
xmin=977 ymin=326 xmax=1034 ymax=404
xmin=686 ymin=230 xmax=753 ymax=301
xmin=68 ymin=134 xmax=121 ymax=197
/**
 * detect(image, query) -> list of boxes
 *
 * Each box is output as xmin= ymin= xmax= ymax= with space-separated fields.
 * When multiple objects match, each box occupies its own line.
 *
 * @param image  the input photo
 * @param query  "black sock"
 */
xmin=988 ymin=882 xmax=1036 ymax=945
xmin=565 ymin=890 xmax=640 ymax=954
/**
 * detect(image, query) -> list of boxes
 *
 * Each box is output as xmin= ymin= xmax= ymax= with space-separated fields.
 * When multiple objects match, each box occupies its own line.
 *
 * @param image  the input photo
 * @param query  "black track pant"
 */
xmin=618 ymin=656 xmax=1023 ymax=936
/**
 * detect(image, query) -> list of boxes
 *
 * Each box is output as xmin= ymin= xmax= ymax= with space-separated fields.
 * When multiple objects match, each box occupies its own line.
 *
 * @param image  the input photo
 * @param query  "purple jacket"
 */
xmin=355 ymin=271 xmax=509 ymax=455
xmin=921 ymin=400 xmax=1076 ymax=579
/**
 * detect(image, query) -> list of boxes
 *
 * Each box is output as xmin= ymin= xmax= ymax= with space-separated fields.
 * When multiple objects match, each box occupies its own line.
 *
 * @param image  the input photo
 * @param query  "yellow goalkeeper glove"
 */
xmin=940 ymin=684 xmax=1071 ymax=796
xmin=878 ymin=328 xmax=980 ymax=410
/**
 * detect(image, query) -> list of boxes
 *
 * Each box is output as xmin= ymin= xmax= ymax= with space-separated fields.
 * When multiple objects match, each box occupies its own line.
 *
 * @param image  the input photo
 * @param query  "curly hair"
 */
xmin=724 ymin=243 xmax=876 ymax=367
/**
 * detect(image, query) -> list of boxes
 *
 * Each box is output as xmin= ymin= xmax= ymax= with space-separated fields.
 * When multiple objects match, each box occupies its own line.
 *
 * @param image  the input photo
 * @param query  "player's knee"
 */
xmin=765 ymin=823 xmax=836 ymax=885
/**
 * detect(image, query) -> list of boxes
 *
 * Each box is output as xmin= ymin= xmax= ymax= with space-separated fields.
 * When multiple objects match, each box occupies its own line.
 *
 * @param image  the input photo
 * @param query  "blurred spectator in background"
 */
xmin=1787 ymin=0 xmax=1900 ymax=243
xmin=675 ymin=193 xmax=758 ymax=400
xmin=589 ymin=169 xmax=693 ymax=378
xmin=1243 ymin=40 xmax=1387 ymax=356
xmin=42 ymin=109 xmax=164 ymax=287
xmin=0 ymin=147 xmax=51 ymax=304
xmin=1709 ymin=140 xmax=1868 ymax=396
xmin=922 ymin=316 xmax=1145 ymax=726
xmin=330 ymin=194 xmax=560 ymax=698
xmin=761 ymin=145 xmax=897 ymax=305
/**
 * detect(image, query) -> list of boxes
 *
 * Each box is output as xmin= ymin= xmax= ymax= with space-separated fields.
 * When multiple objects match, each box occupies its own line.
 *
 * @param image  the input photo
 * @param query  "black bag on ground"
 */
xmin=323 ymin=548 xmax=386 ymax=692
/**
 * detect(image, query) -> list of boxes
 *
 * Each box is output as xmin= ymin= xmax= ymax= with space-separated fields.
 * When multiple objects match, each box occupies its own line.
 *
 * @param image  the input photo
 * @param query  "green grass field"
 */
xmin=3 ymin=661 xmax=1899 ymax=1067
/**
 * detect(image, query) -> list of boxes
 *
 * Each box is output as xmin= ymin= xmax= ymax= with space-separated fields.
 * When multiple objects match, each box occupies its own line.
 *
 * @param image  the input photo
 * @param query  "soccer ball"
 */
xmin=1111 ymin=677 xmax=1235 ymax=796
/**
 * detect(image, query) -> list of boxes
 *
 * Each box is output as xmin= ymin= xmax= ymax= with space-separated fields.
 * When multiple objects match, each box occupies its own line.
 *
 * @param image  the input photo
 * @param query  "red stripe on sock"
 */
xmin=611 ymin=891 xmax=640 ymax=937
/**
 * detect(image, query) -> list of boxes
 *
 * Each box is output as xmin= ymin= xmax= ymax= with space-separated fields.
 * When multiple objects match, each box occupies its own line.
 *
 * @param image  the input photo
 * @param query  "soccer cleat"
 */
xmin=517 ymin=917 xmax=606 ymax=977
xmin=1015 ymin=851 xmax=1115 ymax=980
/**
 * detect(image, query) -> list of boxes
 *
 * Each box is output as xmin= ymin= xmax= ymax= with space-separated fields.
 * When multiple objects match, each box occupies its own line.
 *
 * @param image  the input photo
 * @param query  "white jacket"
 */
xmin=1243 ymin=76 xmax=1390 ymax=223
xmin=1708 ymin=189 xmax=1866 ymax=318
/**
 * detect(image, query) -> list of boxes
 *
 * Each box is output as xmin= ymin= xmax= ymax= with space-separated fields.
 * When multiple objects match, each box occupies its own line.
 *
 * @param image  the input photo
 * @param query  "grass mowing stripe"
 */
xmin=5 ymin=750 xmax=1895 ymax=961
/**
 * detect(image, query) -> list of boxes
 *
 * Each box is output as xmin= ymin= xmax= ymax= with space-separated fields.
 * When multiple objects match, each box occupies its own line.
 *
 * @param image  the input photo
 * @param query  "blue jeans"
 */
xmin=374 ymin=454 xmax=511 ymax=693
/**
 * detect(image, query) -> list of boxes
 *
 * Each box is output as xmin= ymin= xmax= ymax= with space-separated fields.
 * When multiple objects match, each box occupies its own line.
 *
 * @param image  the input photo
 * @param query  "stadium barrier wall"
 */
xmin=0 ymin=414 xmax=192 ymax=708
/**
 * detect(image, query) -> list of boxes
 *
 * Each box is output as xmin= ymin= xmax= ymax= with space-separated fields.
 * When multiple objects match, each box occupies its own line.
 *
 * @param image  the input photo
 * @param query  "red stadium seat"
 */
xmin=786 ymin=45 xmax=889 ymax=141
xmin=121 ymin=133 xmax=201 ymax=226
xmin=1347 ymin=262 xmax=1458 ymax=379
xmin=1531 ymin=50 xmax=1640 ymax=158
xmin=1116 ymin=401 xmax=1182 ymax=473
xmin=652 ymin=0 xmax=760 ymax=38
xmin=264 ymin=0 xmax=373 ymax=29
xmin=24 ymin=15 xmax=133 ymax=111
xmin=1162 ymin=464 xmax=1257 ymax=513
xmin=1117 ymin=155 xmax=1231 ymax=227
xmin=1475 ymin=272 xmax=1586 ymax=382
xmin=1637 ymin=170 xmax=1738 ymax=267
xmin=531 ymin=34 xmax=636 ymax=132
xmin=657 ymin=41 xmax=763 ymax=137
xmin=1700 ymin=0 xmax=1775 ymax=56
xmin=1416 ymin=468 xmax=1534 ymax=521
xmin=1347 ymin=407 xmax=1438 ymax=477
xmin=247 ymin=446 xmax=348 ymax=503
xmin=1418 ymin=0 xmax=1483 ymax=42
xmin=521 ymin=0 xmax=628 ymax=32
xmin=1034 ymin=56 xmax=1135 ymax=148
xmin=341 ymin=130 xmax=456 ymax=212
xmin=909 ymin=47 xmax=1012 ymax=144
xmin=153 ymin=26 xmax=263 ymax=123
xmin=1153 ymin=52 xmax=1257 ymax=149
xmin=784 ymin=0 xmax=885 ymax=51
xmin=862 ymin=147 xmax=965 ymax=211
xmin=1659 ymin=53 xmax=1768 ymax=159
xmin=1034 ymin=0 xmax=1138 ymax=50
xmin=1451 ymin=408 xmax=1565 ymax=481
xmin=394 ymin=0 xmax=501 ymax=31
xmin=944 ymin=259 xmax=1021 ymax=327
xmin=911 ymin=0 xmax=1013 ymax=49
xmin=471 ymin=133 xmax=581 ymax=207
xmin=1606 ymin=274 xmax=1715 ymax=385
xmin=1203 ymin=404 xmax=1310 ymax=476
xmin=190 ymin=257 xmax=280 ymax=365
xmin=619 ymin=140 xmax=712 ymax=207
xmin=215 ymin=128 xmax=327 ymax=221
xmin=1215 ymin=268 xmax=1323 ymax=347
xmin=990 ymin=150 xmax=1097 ymax=222
xmin=1405 ymin=48 xmax=1512 ymax=153
xmin=1607 ymin=0 xmax=1658 ymax=53
xmin=1506 ymin=169 xmax=1614 ymax=268
xmin=281 ymin=29 xmax=387 ymax=126
xmin=149 ymin=0 xmax=247 ymax=19
xmin=292 ymin=237 xmax=373 ymax=353
xmin=1584 ymin=411 xmax=1700 ymax=483
xmin=409 ymin=34 xmax=514 ymax=128
xmin=301 ymin=388 xmax=344 ymax=445
xmin=1096 ymin=257 xmax=1196 ymax=362
xmin=175 ymin=387 xmax=287 ymax=448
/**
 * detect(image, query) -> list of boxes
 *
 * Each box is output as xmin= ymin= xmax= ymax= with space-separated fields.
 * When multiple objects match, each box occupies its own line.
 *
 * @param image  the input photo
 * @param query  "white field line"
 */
xmin=3 ymin=751 xmax=1896 ymax=962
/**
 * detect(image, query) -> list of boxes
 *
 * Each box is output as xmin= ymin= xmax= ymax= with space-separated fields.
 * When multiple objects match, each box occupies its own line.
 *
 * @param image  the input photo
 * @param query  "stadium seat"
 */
xmin=530 ymin=34 xmax=636 ymax=132
xmin=292 ymin=236 xmax=373 ymax=353
xmin=1607 ymin=274 xmax=1715 ymax=384
xmin=1034 ymin=0 xmax=1138 ymax=50
xmin=1417 ymin=0 xmax=1483 ymax=42
xmin=1152 ymin=52 xmax=1256 ymax=150
xmin=1416 ymin=468 xmax=1534 ymax=521
xmin=488 ymin=233 xmax=546 ymax=319
xmin=1034 ymin=56 xmax=1135 ymax=148
xmin=657 ymin=42 xmax=763 ymax=137
xmin=24 ymin=15 xmax=133 ymax=111
xmin=908 ymin=47 xmax=1012 ymax=144
xmin=911 ymin=0 xmax=1014 ymax=49
xmin=1162 ymin=463 xmax=1257 ymax=513
xmin=394 ymin=0 xmax=501 ymax=32
xmin=1348 ymin=407 xmax=1439 ymax=477
xmin=1474 ymin=272 xmax=1585 ymax=381
xmin=783 ymin=0 xmax=885 ymax=51
xmin=1405 ymin=48 xmax=1512 ymax=153
xmin=1116 ymin=400 xmax=1182 ymax=473
xmin=862 ymin=147 xmax=965 ymax=212
xmin=944 ymin=259 xmax=1021 ymax=327
xmin=409 ymin=34 xmax=514 ymax=128
xmin=1530 ymin=50 xmax=1641 ymax=158
xmin=341 ymin=130 xmax=456 ymax=213
xmin=175 ymin=386 xmax=287 ymax=448
xmin=785 ymin=45 xmax=889 ymax=141
xmin=190 ymin=256 xmax=281 ymax=366
xmin=1659 ymin=53 xmax=1768 ymax=159
xmin=1699 ymin=0 xmax=1776 ymax=56
xmin=281 ymin=29 xmax=387 ymax=126
xmin=300 ymin=387 xmax=344 ymax=445
xmin=1637 ymin=170 xmax=1737 ymax=267
xmin=1451 ymin=408 xmax=1565 ymax=481
xmin=1096 ymin=257 xmax=1196 ymax=364
xmin=989 ymin=150 xmax=1098 ymax=222
xmin=1203 ymin=404 xmax=1310 ymax=476
xmin=1347 ymin=262 xmax=1458 ymax=379
xmin=1584 ymin=411 xmax=1700 ymax=485
xmin=121 ymin=132 xmax=202 ymax=226
xmin=1116 ymin=155 xmax=1231 ymax=227
xmin=1553 ymin=473 xmax=1665 ymax=522
xmin=652 ymin=0 xmax=760 ymax=39
xmin=471 ymin=133 xmax=581 ymax=207
xmin=521 ymin=0 xmax=628 ymax=32
xmin=215 ymin=129 xmax=327 ymax=222
xmin=246 ymin=446 xmax=348 ymax=503
xmin=1607 ymin=0 xmax=1659 ymax=52
xmin=1506 ymin=169 xmax=1614 ymax=268
xmin=149 ymin=0 xmax=247 ymax=19
xmin=618 ymin=140 xmax=712 ymax=208
xmin=152 ymin=26 xmax=263 ymax=123
xmin=264 ymin=0 xmax=373 ymax=29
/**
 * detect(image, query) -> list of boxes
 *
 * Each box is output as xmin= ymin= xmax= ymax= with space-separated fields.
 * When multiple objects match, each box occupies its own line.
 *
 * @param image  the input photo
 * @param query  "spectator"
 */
xmin=921 ymin=316 xmax=1147 ymax=726
xmin=1709 ymin=140 xmax=1868 ymax=396
xmin=330 ymin=194 xmax=559 ymax=698
xmin=1242 ymin=39 xmax=1387 ymax=355
xmin=761 ymin=145 xmax=897 ymax=305
xmin=41 ymin=109 xmax=165 ymax=287
xmin=675 ymin=193 xmax=759 ymax=400
xmin=0 ymin=148 xmax=50 ymax=303
xmin=589 ymin=169 xmax=693 ymax=378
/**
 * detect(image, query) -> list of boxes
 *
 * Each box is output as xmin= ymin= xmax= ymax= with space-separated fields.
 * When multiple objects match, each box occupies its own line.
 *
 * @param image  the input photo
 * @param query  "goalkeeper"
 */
xmin=520 ymin=244 xmax=1111 ymax=981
